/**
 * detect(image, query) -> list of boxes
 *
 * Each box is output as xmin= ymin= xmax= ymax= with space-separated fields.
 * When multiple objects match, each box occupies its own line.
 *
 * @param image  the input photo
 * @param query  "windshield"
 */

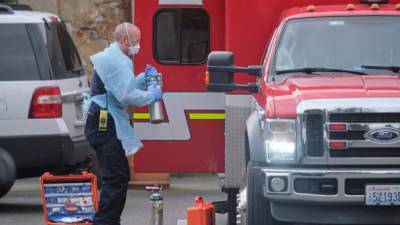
xmin=274 ymin=16 xmax=400 ymax=75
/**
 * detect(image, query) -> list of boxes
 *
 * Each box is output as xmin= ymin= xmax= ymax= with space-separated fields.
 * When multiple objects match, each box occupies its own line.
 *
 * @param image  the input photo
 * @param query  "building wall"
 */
xmin=18 ymin=0 xmax=131 ymax=76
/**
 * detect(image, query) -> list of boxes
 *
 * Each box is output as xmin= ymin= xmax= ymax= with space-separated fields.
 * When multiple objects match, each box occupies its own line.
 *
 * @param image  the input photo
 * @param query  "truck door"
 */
xmin=133 ymin=0 xmax=226 ymax=173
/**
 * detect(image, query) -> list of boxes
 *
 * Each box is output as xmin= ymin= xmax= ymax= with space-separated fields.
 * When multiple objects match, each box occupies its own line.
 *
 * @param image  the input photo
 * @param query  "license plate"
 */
xmin=365 ymin=184 xmax=400 ymax=206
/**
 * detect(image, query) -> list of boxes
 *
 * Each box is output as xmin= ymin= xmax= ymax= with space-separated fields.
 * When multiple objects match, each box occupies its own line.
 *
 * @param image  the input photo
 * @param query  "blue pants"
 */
xmin=85 ymin=103 xmax=130 ymax=225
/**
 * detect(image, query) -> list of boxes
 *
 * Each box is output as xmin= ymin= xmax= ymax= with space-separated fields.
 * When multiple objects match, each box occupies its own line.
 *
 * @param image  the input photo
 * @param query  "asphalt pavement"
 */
xmin=0 ymin=174 xmax=228 ymax=225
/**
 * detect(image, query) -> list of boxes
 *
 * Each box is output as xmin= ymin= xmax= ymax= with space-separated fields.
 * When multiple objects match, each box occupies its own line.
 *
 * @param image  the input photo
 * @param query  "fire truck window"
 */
xmin=154 ymin=8 xmax=209 ymax=64
xmin=155 ymin=10 xmax=180 ymax=63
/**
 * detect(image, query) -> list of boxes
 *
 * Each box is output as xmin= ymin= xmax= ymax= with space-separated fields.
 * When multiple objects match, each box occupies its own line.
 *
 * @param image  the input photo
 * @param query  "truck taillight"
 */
xmin=29 ymin=86 xmax=62 ymax=118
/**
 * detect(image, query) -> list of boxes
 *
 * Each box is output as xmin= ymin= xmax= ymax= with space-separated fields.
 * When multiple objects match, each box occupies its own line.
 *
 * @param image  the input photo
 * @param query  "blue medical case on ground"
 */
xmin=40 ymin=172 xmax=99 ymax=225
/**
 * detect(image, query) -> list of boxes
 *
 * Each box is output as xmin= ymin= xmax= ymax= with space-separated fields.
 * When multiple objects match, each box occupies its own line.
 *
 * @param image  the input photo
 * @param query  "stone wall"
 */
xmin=17 ymin=0 xmax=131 ymax=76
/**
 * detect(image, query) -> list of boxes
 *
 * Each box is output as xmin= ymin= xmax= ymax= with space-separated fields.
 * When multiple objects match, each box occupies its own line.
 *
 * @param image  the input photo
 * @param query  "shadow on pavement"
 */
xmin=0 ymin=203 xmax=42 ymax=213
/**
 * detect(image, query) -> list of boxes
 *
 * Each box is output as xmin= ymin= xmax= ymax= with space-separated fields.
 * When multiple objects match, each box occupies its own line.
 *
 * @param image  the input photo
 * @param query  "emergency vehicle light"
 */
xmin=328 ymin=123 xmax=348 ymax=132
xmin=306 ymin=5 xmax=316 ymax=12
xmin=205 ymin=71 xmax=210 ymax=85
xmin=346 ymin=4 xmax=356 ymax=10
xmin=360 ymin=0 xmax=388 ymax=4
xmin=328 ymin=141 xmax=348 ymax=149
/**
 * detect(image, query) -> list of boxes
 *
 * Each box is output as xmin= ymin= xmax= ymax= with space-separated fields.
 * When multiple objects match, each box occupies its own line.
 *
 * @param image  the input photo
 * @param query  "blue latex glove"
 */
xmin=148 ymin=85 xmax=163 ymax=101
xmin=145 ymin=65 xmax=159 ymax=86
xmin=144 ymin=64 xmax=158 ymax=78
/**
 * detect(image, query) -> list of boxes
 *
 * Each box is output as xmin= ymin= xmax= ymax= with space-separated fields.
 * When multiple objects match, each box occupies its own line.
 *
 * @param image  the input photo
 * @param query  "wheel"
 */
xmin=0 ymin=148 xmax=16 ymax=198
xmin=243 ymin=161 xmax=283 ymax=225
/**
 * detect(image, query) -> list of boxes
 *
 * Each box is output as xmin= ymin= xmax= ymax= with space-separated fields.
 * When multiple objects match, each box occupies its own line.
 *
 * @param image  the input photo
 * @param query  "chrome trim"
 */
xmin=328 ymin=124 xmax=400 ymax=148
xmin=263 ymin=168 xmax=400 ymax=203
xmin=61 ymin=92 xmax=84 ymax=104
xmin=347 ymin=123 xmax=400 ymax=131
xmin=74 ymin=120 xmax=85 ymax=127
xmin=346 ymin=139 xmax=400 ymax=148
xmin=297 ymin=98 xmax=400 ymax=114
xmin=299 ymin=112 xmax=328 ymax=165
xmin=296 ymin=98 xmax=400 ymax=165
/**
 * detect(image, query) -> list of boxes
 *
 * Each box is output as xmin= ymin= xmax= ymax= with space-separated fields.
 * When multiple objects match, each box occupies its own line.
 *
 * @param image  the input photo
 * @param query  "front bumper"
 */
xmin=261 ymin=168 xmax=400 ymax=224
xmin=263 ymin=168 xmax=400 ymax=203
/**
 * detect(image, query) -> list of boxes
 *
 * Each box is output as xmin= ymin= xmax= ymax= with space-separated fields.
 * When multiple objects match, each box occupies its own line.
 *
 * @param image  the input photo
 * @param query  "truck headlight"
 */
xmin=264 ymin=119 xmax=297 ymax=163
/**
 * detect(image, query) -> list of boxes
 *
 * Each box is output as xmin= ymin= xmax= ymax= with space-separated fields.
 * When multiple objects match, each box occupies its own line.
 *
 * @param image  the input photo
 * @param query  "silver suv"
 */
xmin=0 ymin=4 xmax=93 ymax=198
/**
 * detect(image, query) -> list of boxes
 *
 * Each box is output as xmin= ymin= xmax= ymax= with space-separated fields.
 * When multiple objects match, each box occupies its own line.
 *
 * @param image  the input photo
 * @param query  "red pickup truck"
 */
xmin=207 ymin=0 xmax=400 ymax=224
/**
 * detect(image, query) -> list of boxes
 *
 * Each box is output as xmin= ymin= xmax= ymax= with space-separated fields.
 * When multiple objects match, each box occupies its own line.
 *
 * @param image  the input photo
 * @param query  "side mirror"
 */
xmin=207 ymin=51 xmax=235 ymax=88
xmin=206 ymin=51 xmax=261 ymax=93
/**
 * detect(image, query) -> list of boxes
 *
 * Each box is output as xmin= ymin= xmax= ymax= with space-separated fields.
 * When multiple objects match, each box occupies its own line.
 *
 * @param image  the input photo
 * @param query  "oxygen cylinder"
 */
xmin=146 ymin=73 xmax=164 ymax=124
xmin=150 ymin=191 xmax=164 ymax=225
xmin=146 ymin=185 xmax=164 ymax=225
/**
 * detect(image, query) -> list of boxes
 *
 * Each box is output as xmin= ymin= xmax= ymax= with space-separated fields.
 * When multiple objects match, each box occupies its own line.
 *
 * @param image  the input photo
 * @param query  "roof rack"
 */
xmin=0 ymin=4 xmax=14 ymax=14
xmin=6 ymin=4 xmax=33 ymax=11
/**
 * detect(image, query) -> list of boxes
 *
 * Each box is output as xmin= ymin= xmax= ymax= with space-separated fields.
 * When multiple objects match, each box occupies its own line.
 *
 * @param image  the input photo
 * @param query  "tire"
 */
xmin=246 ymin=161 xmax=282 ymax=225
xmin=0 ymin=148 xmax=16 ymax=198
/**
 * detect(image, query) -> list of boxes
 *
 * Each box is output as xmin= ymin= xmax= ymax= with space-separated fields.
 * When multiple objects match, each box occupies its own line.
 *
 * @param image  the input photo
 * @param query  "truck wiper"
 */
xmin=276 ymin=67 xmax=367 ymax=75
xmin=361 ymin=65 xmax=400 ymax=73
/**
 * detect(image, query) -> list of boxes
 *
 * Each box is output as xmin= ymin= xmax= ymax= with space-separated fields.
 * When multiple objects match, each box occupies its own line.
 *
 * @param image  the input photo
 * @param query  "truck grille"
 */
xmin=305 ymin=114 xmax=324 ymax=157
xmin=329 ymin=130 xmax=365 ymax=140
xmin=330 ymin=148 xmax=400 ymax=157
xmin=330 ymin=113 xmax=400 ymax=123
xmin=328 ymin=113 xmax=400 ymax=158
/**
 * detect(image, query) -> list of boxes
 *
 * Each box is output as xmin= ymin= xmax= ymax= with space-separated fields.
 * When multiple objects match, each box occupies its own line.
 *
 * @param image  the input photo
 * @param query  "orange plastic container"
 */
xmin=40 ymin=172 xmax=99 ymax=225
xmin=187 ymin=196 xmax=216 ymax=225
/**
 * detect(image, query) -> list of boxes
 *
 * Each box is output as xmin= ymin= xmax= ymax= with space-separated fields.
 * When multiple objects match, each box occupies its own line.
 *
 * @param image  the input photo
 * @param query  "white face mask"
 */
xmin=125 ymin=23 xmax=140 ymax=56
xmin=128 ymin=43 xmax=140 ymax=55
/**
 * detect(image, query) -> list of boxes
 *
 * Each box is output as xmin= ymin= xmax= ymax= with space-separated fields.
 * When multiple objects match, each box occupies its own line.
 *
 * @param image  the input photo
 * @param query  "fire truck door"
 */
xmin=132 ymin=0 xmax=226 ymax=173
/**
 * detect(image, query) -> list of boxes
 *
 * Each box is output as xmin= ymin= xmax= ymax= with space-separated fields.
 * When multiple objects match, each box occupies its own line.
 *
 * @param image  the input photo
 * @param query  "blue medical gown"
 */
xmin=85 ymin=42 xmax=155 ymax=156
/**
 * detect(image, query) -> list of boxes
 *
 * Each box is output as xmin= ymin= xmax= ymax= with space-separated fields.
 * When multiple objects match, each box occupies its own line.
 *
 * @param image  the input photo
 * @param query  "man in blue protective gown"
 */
xmin=84 ymin=22 xmax=162 ymax=225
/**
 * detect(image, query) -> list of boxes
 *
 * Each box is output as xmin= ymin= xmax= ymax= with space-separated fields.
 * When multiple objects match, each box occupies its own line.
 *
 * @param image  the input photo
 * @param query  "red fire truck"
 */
xmin=134 ymin=0 xmax=400 ymax=224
